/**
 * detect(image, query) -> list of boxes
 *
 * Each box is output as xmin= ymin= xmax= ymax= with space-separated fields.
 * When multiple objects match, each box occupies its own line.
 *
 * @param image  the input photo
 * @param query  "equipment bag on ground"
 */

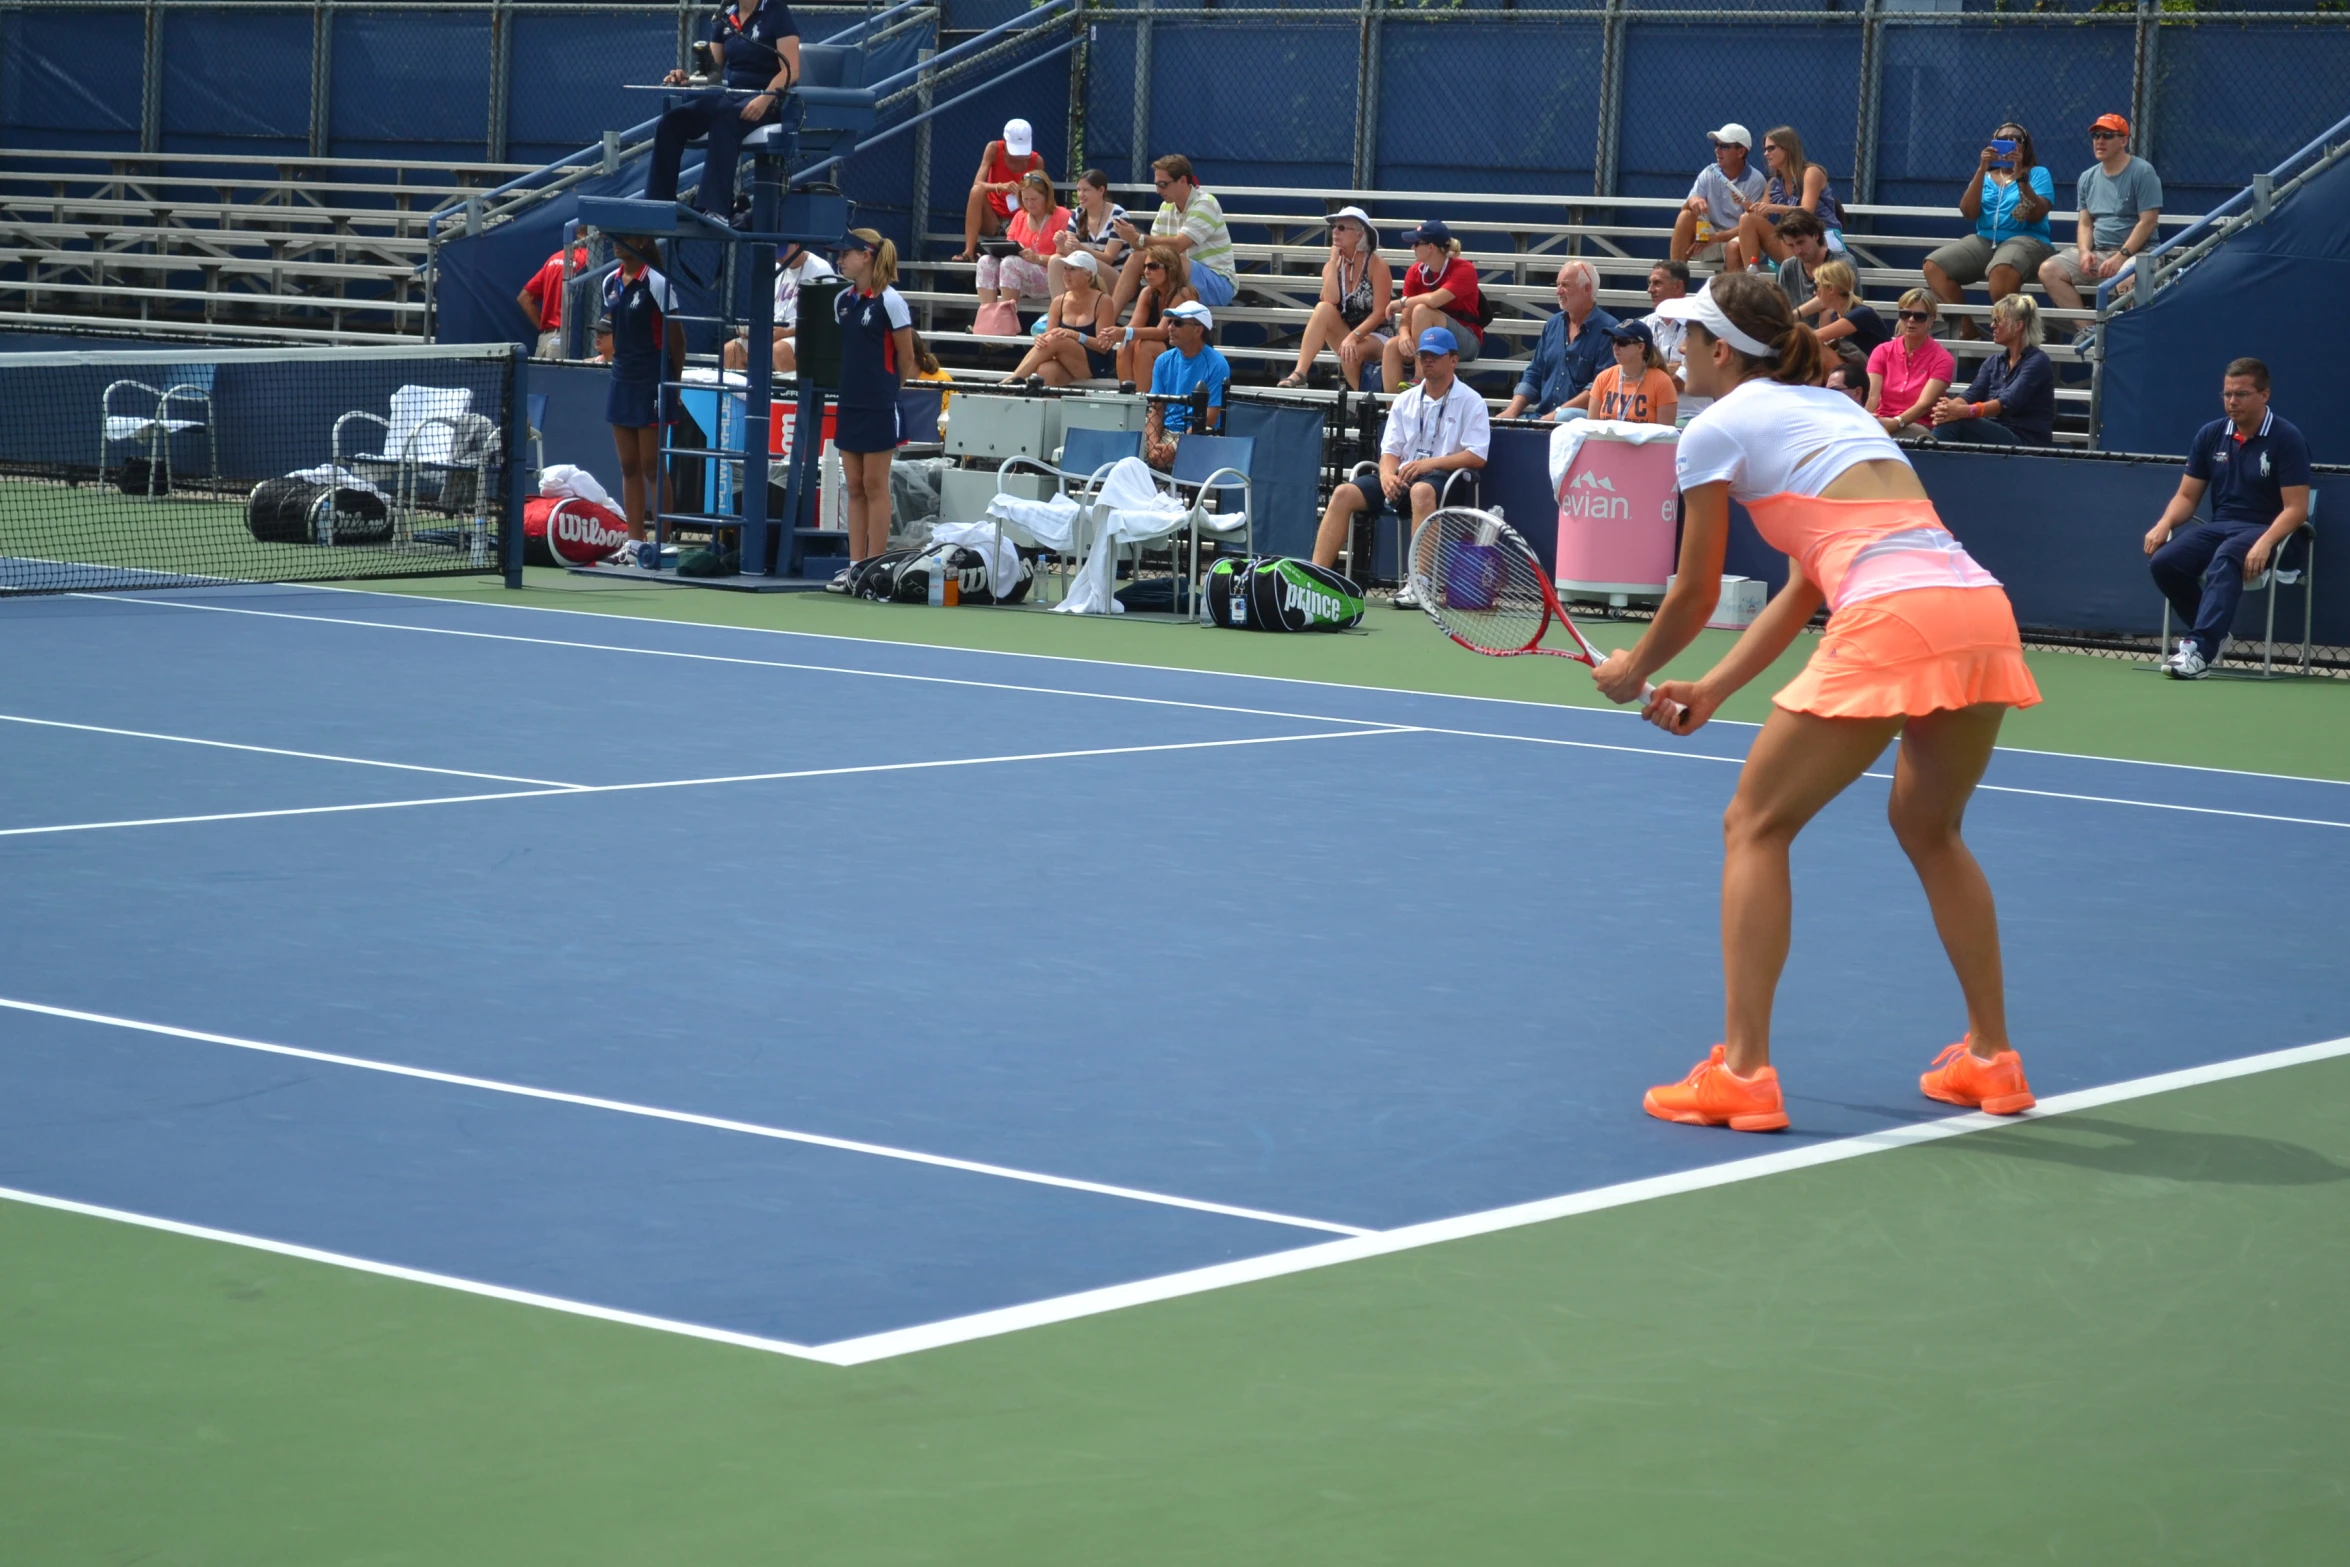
xmin=885 ymin=542 xmax=1034 ymax=606
xmin=521 ymin=494 xmax=631 ymax=566
xmin=246 ymin=478 xmax=391 ymax=546
xmin=1205 ymin=556 xmax=1365 ymax=631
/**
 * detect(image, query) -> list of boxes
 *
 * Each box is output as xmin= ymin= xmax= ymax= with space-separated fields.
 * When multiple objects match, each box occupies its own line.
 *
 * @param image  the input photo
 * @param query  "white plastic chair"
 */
xmin=99 ymin=364 xmax=216 ymax=497
xmin=333 ymin=385 xmax=473 ymax=544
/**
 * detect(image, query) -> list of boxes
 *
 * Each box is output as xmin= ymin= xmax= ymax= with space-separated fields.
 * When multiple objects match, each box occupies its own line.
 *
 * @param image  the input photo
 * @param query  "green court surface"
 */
xmin=5 ymin=572 xmax=2346 ymax=1564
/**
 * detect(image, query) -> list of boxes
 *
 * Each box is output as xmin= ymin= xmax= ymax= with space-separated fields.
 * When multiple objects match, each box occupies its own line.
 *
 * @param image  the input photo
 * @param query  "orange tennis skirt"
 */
xmin=1774 ymin=584 xmax=2042 ymax=720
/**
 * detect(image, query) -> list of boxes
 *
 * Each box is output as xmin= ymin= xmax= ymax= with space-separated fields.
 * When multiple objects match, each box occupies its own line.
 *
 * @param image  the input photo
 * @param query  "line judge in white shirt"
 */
xmin=1312 ymin=325 xmax=1489 ymax=607
xmin=722 ymin=240 xmax=834 ymax=375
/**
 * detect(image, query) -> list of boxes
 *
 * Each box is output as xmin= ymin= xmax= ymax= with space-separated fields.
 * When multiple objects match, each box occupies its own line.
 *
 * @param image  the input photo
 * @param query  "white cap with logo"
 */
xmin=1707 ymin=123 xmax=1752 ymax=149
xmin=1003 ymin=118 xmax=1034 ymax=157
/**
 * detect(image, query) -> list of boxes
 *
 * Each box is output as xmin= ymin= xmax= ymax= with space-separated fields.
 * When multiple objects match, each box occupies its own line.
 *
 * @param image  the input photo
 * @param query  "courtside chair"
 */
xmin=991 ymin=424 xmax=1144 ymax=606
xmin=333 ymin=385 xmax=473 ymax=545
xmin=1337 ymin=459 xmax=1477 ymax=587
xmin=1165 ymin=433 xmax=1256 ymax=612
xmin=99 ymin=362 xmax=215 ymax=497
xmin=2156 ymin=488 xmax=2319 ymax=678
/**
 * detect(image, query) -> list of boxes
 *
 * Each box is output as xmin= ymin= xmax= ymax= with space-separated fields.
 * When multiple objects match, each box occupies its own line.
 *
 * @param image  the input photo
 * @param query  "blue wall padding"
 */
xmin=1377 ymin=23 xmax=1604 ymax=194
xmin=1868 ymin=23 xmax=2134 ymax=213
xmin=161 ymin=11 xmax=312 ymax=152
xmin=1618 ymin=23 xmax=1859 ymax=205
xmin=2101 ymin=152 xmax=2350 ymax=468
xmin=506 ymin=12 xmax=681 ymax=168
xmin=329 ymin=9 xmax=494 ymax=157
xmin=1148 ymin=22 xmax=1356 ymax=192
xmin=0 ymin=11 xmax=145 ymax=148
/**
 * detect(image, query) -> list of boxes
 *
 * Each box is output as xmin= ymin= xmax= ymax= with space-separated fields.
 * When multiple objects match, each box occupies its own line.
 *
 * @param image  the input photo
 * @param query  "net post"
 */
xmin=504 ymin=345 xmax=530 ymax=589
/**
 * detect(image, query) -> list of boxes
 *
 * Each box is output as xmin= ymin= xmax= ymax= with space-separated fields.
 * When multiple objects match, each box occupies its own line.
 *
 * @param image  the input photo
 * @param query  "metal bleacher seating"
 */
xmin=0 ymin=147 xmax=530 ymax=342
xmin=901 ymin=180 xmax=2210 ymax=446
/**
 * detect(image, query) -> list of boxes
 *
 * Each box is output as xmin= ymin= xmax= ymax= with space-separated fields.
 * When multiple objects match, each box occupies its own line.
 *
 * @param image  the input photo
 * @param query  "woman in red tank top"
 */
xmin=955 ymin=116 xmax=1047 ymax=262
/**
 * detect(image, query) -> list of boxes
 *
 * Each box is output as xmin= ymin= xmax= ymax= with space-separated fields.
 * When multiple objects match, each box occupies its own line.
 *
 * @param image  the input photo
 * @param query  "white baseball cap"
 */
xmin=1164 ymin=300 xmax=1213 ymax=329
xmin=1003 ymin=118 xmax=1034 ymax=157
xmin=1063 ymin=250 xmax=1098 ymax=275
xmin=1707 ymin=123 xmax=1752 ymax=149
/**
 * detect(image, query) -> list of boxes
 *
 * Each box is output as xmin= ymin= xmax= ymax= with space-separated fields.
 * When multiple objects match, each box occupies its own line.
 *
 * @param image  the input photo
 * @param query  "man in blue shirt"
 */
xmin=2143 ymin=358 xmax=2313 ymax=678
xmin=645 ymin=0 xmax=802 ymax=222
xmin=1499 ymin=261 xmax=1617 ymax=422
xmin=1144 ymin=300 xmax=1230 ymax=468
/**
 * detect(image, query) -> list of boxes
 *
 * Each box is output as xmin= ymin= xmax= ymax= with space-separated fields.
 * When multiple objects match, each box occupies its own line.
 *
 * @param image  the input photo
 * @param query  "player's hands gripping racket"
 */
xmin=1407 ymin=507 xmax=1688 ymax=728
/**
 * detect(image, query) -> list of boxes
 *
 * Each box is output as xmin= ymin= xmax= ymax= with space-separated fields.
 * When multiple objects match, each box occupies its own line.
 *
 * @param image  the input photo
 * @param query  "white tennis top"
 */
xmin=1675 ymin=376 xmax=1908 ymax=502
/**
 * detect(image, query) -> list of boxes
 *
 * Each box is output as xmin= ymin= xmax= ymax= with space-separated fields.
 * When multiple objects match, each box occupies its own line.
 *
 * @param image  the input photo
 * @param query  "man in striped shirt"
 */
xmin=1112 ymin=153 xmax=1237 ymax=313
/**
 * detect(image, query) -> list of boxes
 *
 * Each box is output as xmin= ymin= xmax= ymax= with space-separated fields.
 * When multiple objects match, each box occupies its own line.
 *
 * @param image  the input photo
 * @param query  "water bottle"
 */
xmin=927 ymin=552 xmax=945 ymax=606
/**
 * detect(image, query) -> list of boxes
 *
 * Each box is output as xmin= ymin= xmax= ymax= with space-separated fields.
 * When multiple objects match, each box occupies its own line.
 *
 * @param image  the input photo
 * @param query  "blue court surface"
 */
xmin=4 ymin=585 xmax=2347 ymax=1363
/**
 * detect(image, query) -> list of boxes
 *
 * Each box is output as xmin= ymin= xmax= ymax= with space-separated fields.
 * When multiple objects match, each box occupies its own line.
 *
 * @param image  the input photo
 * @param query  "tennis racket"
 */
xmin=1407 ymin=506 xmax=1685 ymax=723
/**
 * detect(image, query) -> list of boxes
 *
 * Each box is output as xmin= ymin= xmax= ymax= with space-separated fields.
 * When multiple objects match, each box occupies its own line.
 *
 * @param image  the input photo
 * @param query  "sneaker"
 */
xmin=1392 ymin=580 xmax=1423 ymax=610
xmin=1919 ymin=1040 xmax=2036 ymax=1115
xmin=1642 ymin=1044 xmax=1790 ymax=1132
xmin=823 ymin=564 xmax=855 ymax=594
xmin=2166 ymin=643 xmax=2211 ymax=680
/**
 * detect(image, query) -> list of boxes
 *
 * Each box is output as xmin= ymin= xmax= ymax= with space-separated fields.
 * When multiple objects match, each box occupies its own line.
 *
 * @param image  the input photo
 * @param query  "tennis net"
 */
xmin=0 ymin=343 xmax=520 ymax=595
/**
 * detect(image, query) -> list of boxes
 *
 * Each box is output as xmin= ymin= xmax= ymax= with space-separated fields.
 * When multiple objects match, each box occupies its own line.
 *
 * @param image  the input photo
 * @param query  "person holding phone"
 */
xmin=1921 ymin=122 xmax=2053 ymax=339
xmin=644 ymin=1 xmax=801 ymax=224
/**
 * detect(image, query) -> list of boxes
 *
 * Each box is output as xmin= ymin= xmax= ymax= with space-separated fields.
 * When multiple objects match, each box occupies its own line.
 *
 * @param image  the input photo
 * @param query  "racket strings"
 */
xmin=1411 ymin=509 xmax=1552 ymax=654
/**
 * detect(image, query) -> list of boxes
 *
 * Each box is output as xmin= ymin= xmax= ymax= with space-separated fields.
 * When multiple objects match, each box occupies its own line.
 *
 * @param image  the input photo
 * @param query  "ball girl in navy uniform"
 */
xmin=646 ymin=0 xmax=801 ymax=223
xmin=602 ymin=236 xmax=686 ymax=546
xmin=827 ymin=228 xmax=916 ymax=589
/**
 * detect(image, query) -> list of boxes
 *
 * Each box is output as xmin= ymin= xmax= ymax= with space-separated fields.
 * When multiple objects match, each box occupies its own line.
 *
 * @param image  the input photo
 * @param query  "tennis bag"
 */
xmin=1205 ymin=556 xmax=1364 ymax=632
xmin=522 ymin=494 xmax=631 ymax=567
xmin=884 ymin=542 xmax=1034 ymax=606
xmin=246 ymin=477 xmax=391 ymax=546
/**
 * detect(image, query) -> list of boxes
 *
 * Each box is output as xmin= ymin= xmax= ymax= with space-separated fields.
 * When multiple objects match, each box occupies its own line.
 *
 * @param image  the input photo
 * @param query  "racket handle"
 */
xmin=1639 ymin=681 xmax=1691 ymax=726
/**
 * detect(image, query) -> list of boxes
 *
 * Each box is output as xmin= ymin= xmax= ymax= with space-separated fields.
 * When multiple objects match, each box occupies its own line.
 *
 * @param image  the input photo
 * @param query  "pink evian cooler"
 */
xmin=1553 ymin=427 xmax=1679 ymax=600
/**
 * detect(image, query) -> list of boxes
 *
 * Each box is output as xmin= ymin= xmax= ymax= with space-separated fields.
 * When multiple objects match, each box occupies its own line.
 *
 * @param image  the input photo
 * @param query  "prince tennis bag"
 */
xmin=246 ymin=477 xmax=391 ymax=546
xmin=1205 ymin=557 xmax=1364 ymax=632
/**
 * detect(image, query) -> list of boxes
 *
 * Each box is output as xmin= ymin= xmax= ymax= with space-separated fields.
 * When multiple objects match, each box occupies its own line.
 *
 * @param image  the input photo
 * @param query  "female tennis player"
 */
xmin=1591 ymin=273 xmax=2042 ymax=1131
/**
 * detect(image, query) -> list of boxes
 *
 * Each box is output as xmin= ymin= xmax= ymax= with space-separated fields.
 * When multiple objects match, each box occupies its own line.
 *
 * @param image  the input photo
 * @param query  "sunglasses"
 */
xmin=2091 ymin=130 xmax=2124 ymax=140
xmin=1898 ymin=309 xmax=1935 ymax=323
xmin=1142 ymin=261 xmax=1166 ymax=271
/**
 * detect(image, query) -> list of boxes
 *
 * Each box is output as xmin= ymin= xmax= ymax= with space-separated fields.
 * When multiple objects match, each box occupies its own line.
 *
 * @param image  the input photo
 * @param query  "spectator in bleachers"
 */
xmin=1144 ymin=301 xmax=1230 ymax=470
xmin=1767 ymin=210 xmax=1832 ymax=310
xmin=1006 ymin=251 xmax=1115 ymax=387
xmin=2144 ymin=358 xmax=2313 ymax=678
xmin=973 ymin=172 xmax=1068 ymax=326
xmin=1637 ymin=259 xmax=1692 ymax=373
xmin=1499 ymin=259 xmax=1614 ymax=421
xmin=1803 ymin=259 xmax=1888 ymax=356
xmin=1866 ymin=288 xmax=1955 ymax=438
xmin=1670 ymin=124 xmax=1767 ymax=264
xmin=2040 ymin=113 xmax=2162 ymax=333
xmin=1383 ymin=222 xmax=1484 ymax=392
xmin=1824 ymin=339 xmax=1873 ymax=406
xmin=1563 ymin=320 xmax=1678 ymax=426
xmin=1049 ymin=168 xmax=1127 ymax=298
xmin=722 ymin=239 xmax=833 ymax=374
xmin=954 ymin=117 xmax=1045 ymax=263
xmin=907 ymin=330 xmax=953 ymax=414
xmin=1929 ymin=295 xmax=2055 ymax=447
xmin=1312 ymin=326 xmax=1489 ymax=606
xmin=1112 ymin=155 xmax=1238 ymax=312
xmin=1728 ymin=126 xmax=1846 ymax=272
xmin=1116 ymin=244 xmax=1196 ymax=387
xmin=647 ymin=0 xmax=801 ymax=223
xmin=517 ymin=241 xmax=589 ymax=360
xmin=1923 ymin=122 xmax=2054 ymax=339
xmin=1278 ymin=207 xmax=1393 ymax=391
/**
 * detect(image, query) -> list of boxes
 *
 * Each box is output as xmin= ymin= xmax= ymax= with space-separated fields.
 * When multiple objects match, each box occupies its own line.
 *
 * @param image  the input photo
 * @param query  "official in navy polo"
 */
xmin=644 ymin=0 xmax=802 ymax=223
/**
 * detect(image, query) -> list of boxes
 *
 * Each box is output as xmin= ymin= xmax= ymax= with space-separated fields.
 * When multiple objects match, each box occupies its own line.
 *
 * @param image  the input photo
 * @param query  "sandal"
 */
xmin=1277 ymin=372 xmax=1309 ymax=389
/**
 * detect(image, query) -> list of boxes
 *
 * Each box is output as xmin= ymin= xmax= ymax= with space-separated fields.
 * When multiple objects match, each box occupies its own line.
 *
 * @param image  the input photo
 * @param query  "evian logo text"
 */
xmin=1560 ymin=466 xmax=1630 ymax=521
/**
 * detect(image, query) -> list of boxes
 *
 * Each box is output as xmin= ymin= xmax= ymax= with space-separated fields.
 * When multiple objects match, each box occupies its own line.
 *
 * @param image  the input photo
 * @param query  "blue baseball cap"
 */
xmin=1415 ymin=325 xmax=1459 ymax=356
xmin=1403 ymin=220 xmax=1453 ymax=248
xmin=1609 ymin=319 xmax=1655 ymax=350
xmin=836 ymin=232 xmax=874 ymax=253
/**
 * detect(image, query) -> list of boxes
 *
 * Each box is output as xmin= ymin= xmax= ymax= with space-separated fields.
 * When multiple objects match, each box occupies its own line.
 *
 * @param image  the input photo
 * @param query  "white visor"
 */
xmin=1651 ymin=279 xmax=1778 ymax=360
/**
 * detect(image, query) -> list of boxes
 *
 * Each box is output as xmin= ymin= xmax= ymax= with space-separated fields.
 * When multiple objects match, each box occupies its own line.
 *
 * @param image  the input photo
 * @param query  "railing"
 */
xmin=2108 ymin=107 xmax=2350 ymax=309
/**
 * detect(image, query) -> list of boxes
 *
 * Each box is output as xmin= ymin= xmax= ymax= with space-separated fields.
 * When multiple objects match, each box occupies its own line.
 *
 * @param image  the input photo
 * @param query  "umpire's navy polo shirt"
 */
xmin=2185 ymin=407 xmax=2312 ymax=528
xmin=713 ymin=0 xmax=799 ymax=89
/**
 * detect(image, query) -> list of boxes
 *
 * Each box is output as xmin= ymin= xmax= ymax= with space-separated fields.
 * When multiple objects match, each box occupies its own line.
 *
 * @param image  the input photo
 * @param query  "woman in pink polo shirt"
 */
xmin=1865 ymin=288 xmax=1955 ymax=438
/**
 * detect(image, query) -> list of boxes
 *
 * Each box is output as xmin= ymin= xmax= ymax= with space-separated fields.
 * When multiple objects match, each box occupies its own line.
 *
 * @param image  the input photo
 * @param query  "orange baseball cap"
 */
xmin=2090 ymin=113 xmax=2131 ymax=135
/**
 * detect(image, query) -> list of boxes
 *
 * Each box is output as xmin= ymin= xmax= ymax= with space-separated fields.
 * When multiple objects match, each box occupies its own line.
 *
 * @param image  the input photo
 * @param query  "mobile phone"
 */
xmin=1988 ymin=137 xmax=2017 ymax=169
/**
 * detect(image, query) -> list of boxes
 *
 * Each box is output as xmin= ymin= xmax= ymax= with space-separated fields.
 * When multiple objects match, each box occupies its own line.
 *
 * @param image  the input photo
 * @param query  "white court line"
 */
xmin=0 ymin=995 xmax=1366 ymax=1235
xmin=0 ymin=1183 xmax=837 ymax=1365
xmin=297 ymin=581 xmax=2350 ymax=788
xmin=4 ymin=1030 xmax=2343 ymax=1369
xmin=1414 ymin=725 xmax=2350 ymax=829
xmin=814 ymin=1032 xmax=2350 ymax=1365
xmin=0 ymin=727 xmax=1414 ymax=839
xmin=0 ymin=712 xmax=584 ymax=790
xmin=102 ymin=593 xmax=2350 ymax=814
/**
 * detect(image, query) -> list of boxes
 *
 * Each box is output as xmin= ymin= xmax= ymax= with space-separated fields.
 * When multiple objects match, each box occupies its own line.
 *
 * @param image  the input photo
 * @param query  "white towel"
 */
xmin=537 ymin=463 xmax=616 ymax=508
xmin=1546 ymin=417 xmax=1679 ymax=497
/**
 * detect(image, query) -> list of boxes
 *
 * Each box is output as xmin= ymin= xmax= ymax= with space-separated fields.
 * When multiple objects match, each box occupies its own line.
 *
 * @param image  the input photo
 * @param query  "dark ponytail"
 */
xmin=1706 ymin=270 xmax=1825 ymax=387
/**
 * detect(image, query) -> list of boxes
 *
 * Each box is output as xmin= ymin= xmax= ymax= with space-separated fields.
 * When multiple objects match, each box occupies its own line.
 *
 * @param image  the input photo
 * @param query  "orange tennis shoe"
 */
xmin=1643 ymin=1045 xmax=1790 ymax=1132
xmin=1920 ymin=1040 xmax=2036 ymax=1115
